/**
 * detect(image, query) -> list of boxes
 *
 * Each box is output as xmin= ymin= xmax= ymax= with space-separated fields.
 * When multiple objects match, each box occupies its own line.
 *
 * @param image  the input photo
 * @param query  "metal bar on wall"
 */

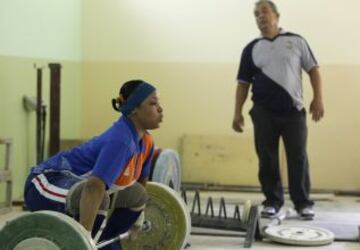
xmin=48 ymin=63 xmax=61 ymax=156
xmin=36 ymin=68 xmax=43 ymax=164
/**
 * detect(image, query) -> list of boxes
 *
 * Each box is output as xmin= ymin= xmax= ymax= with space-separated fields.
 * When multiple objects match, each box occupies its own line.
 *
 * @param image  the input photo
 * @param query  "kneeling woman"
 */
xmin=24 ymin=79 xmax=163 ymax=250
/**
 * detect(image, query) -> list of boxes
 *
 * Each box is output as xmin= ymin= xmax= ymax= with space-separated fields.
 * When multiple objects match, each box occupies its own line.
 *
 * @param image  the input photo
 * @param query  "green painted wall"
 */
xmin=0 ymin=0 xmax=82 ymax=201
xmin=0 ymin=56 xmax=82 ymax=201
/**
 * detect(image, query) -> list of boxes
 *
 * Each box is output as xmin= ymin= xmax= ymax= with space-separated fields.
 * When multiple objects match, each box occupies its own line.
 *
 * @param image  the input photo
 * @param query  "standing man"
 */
xmin=232 ymin=0 xmax=324 ymax=219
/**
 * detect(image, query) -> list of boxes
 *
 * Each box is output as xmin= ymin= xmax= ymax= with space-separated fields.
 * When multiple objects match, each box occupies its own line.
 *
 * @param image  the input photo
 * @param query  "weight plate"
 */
xmin=14 ymin=238 xmax=61 ymax=250
xmin=265 ymin=224 xmax=334 ymax=246
xmin=151 ymin=149 xmax=181 ymax=192
xmin=122 ymin=182 xmax=191 ymax=250
xmin=0 ymin=210 xmax=96 ymax=250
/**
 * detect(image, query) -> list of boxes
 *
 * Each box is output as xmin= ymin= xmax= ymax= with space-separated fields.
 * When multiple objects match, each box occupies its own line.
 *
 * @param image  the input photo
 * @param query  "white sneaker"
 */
xmin=298 ymin=207 xmax=315 ymax=220
xmin=261 ymin=206 xmax=277 ymax=218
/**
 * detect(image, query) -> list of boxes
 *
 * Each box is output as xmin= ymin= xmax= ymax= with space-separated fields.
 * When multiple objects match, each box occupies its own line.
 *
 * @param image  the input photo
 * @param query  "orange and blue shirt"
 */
xmin=31 ymin=116 xmax=154 ymax=190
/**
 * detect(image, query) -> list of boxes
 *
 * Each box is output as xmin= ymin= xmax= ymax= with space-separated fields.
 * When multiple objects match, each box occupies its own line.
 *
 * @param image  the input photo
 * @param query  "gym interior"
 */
xmin=1 ymin=0 xmax=360 ymax=249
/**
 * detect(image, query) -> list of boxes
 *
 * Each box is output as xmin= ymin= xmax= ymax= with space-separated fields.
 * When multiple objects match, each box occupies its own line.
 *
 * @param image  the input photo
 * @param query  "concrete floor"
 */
xmin=1 ymin=191 xmax=360 ymax=250
xmin=187 ymin=191 xmax=360 ymax=250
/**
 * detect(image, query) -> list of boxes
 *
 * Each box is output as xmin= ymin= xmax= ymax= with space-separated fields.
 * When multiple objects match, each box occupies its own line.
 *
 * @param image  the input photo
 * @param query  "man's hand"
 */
xmin=232 ymin=114 xmax=245 ymax=132
xmin=308 ymin=67 xmax=324 ymax=122
xmin=309 ymin=98 xmax=324 ymax=122
xmin=233 ymin=83 xmax=250 ymax=133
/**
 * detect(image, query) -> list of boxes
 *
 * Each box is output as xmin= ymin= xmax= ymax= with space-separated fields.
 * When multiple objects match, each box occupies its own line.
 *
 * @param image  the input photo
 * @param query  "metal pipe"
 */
xmin=36 ymin=68 xmax=42 ymax=164
xmin=48 ymin=63 xmax=61 ymax=156
xmin=96 ymin=220 xmax=151 ymax=249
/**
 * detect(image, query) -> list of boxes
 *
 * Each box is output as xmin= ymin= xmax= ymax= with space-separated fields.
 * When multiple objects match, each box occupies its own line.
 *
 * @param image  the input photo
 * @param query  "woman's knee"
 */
xmin=114 ymin=183 xmax=148 ymax=209
xmin=66 ymin=180 xmax=110 ymax=215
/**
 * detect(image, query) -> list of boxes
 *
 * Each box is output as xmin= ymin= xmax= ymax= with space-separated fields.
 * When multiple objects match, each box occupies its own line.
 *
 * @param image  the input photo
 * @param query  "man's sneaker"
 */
xmin=261 ymin=206 xmax=277 ymax=218
xmin=298 ymin=207 xmax=315 ymax=220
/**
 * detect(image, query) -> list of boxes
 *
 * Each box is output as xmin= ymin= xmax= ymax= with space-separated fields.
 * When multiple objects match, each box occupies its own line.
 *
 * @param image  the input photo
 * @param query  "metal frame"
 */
xmin=0 ymin=138 xmax=13 ymax=214
xmin=182 ymin=189 xmax=260 ymax=248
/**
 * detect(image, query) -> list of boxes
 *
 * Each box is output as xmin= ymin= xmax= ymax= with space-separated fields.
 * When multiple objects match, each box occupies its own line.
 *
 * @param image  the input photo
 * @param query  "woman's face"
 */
xmin=133 ymin=91 xmax=163 ymax=130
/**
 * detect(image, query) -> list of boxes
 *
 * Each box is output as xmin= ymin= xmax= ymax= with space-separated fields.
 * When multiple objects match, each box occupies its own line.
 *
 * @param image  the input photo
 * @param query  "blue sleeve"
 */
xmin=91 ymin=140 xmax=132 ymax=188
xmin=140 ymin=145 xmax=154 ymax=178
xmin=236 ymin=41 xmax=258 ymax=84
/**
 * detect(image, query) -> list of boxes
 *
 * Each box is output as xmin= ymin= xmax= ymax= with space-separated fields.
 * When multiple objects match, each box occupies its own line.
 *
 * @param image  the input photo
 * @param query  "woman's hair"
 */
xmin=119 ymin=80 xmax=144 ymax=102
xmin=112 ymin=80 xmax=143 ymax=112
xmin=112 ymin=79 xmax=156 ymax=115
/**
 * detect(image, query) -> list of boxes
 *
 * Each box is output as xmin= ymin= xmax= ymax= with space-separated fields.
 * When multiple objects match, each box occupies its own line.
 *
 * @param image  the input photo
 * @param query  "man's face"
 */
xmin=254 ymin=2 xmax=279 ymax=32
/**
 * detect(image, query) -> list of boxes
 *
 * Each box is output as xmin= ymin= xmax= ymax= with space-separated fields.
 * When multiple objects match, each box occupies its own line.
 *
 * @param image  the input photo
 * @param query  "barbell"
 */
xmin=4 ymin=212 xmax=150 ymax=250
xmin=0 ymin=182 xmax=191 ymax=250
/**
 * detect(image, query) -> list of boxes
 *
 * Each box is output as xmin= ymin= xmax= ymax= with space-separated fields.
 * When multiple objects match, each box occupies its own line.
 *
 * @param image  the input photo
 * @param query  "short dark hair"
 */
xmin=255 ymin=0 xmax=279 ymax=16
xmin=112 ymin=79 xmax=144 ymax=112
xmin=119 ymin=79 xmax=144 ymax=101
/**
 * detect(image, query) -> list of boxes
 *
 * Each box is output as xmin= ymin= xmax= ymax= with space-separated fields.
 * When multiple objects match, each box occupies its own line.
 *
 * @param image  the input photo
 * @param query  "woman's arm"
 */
xmin=79 ymin=176 xmax=106 ymax=232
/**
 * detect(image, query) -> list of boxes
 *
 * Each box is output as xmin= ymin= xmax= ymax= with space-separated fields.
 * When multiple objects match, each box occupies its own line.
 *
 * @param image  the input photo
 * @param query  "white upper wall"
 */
xmin=82 ymin=0 xmax=360 ymax=64
xmin=0 ymin=0 xmax=82 ymax=60
xmin=1 ymin=0 xmax=358 ymax=63
xmin=280 ymin=0 xmax=360 ymax=65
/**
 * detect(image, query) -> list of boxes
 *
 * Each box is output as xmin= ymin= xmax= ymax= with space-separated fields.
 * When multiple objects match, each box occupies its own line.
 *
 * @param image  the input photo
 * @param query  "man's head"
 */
xmin=254 ymin=0 xmax=279 ymax=34
xmin=113 ymin=79 xmax=163 ymax=130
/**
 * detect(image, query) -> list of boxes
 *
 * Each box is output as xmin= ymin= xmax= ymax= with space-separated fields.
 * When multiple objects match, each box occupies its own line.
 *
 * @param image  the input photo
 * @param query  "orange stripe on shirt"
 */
xmin=114 ymin=134 xmax=153 ymax=187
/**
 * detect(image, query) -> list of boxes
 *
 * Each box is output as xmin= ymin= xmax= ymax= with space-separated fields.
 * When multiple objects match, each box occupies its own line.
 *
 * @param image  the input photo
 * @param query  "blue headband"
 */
xmin=120 ymin=83 xmax=156 ymax=116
